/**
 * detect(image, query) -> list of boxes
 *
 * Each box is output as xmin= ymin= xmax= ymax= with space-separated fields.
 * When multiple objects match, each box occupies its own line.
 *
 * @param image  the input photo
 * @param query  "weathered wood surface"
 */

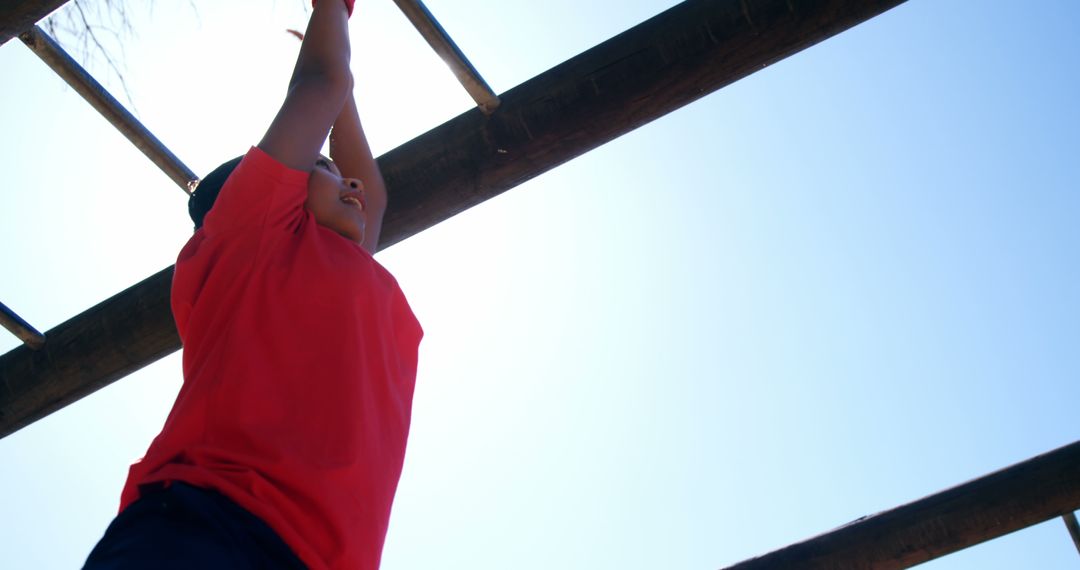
xmin=724 ymin=440 xmax=1080 ymax=569
xmin=1 ymin=0 xmax=907 ymax=438
xmin=0 ymin=268 xmax=178 ymax=437
xmin=0 ymin=0 xmax=70 ymax=46
xmin=377 ymin=0 xmax=907 ymax=249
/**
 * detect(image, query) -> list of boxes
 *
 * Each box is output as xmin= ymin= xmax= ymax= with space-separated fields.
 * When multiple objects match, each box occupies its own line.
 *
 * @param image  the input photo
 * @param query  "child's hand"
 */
xmin=313 ymin=0 xmax=355 ymax=18
xmin=259 ymin=0 xmax=353 ymax=172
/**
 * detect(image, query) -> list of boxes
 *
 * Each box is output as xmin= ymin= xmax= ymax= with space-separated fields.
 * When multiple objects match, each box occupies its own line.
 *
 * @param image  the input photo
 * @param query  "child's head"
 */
xmin=188 ymin=156 xmax=243 ymax=230
xmin=189 ymin=155 xmax=368 ymax=245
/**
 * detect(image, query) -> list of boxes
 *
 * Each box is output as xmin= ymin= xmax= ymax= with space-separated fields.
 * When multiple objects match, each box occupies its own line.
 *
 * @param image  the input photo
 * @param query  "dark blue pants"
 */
xmin=84 ymin=482 xmax=306 ymax=569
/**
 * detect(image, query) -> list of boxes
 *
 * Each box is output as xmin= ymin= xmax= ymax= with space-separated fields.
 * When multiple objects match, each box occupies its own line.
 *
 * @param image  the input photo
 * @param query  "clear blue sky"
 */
xmin=1 ymin=0 xmax=1078 ymax=568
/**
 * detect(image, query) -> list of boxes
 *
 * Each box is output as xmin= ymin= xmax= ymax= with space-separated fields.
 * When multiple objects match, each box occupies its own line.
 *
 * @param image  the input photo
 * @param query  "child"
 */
xmin=84 ymin=1 xmax=423 ymax=568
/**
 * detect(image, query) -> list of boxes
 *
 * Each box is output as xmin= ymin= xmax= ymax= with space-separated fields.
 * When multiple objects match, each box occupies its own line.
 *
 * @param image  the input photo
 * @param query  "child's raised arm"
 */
xmin=330 ymin=92 xmax=386 ymax=253
xmin=259 ymin=0 xmax=353 ymax=171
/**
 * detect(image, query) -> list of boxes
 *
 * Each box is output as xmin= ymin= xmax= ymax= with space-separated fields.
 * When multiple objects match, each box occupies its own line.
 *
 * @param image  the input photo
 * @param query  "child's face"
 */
xmin=304 ymin=157 xmax=366 ymax=244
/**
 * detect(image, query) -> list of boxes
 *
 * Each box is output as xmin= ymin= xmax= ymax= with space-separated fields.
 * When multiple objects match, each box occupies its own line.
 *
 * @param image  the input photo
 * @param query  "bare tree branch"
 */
xmin=39 ymin=0 xmax=307 ymax=112
xmin=42 ymin=0 xmax=138 ymax=112
xmin=71 ymin=0 xmax=135 ymax=111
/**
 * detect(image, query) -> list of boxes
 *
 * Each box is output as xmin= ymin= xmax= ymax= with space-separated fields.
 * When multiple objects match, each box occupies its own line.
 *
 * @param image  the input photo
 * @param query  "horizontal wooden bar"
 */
xmin=378 ymin=0 xmax=907 ymax=248
xmin=392 ymin=0 xmax=500 ymax=113
xmin=0 ymin=0 xmax=906 ymax=437
xmin=1065 ymin=511 xmax=1080 ymax=556
xmin=0 ymin=0 xmax=69 ymax=46
xmin=0 ymin=301 xmax=45 ymax=350
xmin=723 ymin=440 xmax=1080 ymax=570
xmin=0 ymin=268 xmax=177 ymax=437
xmin=20 ymin=25 xmax=198 ymax=194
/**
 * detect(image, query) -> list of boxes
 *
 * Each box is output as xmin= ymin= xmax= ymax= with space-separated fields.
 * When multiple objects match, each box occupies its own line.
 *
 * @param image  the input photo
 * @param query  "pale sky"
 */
xmin=1 ymin=1 xmax=1078 ymax=568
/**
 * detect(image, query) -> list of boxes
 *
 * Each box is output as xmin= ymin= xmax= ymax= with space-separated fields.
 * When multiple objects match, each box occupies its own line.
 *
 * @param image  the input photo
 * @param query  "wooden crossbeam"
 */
xmin=0 ymin=0 xmax=70 ymax=46
xmin=0 ymin=0 xmax=908 ymax=436
xmin=0 ymin=301 xmax=46 ymax=350
xmin=1064 ymin=511 xmax=1080 ymax=556
xmin=20 ymin=25 xmax=198 ymax=193
xmin=393 ymin=0 xmax=500 ymax=113
xmin=0 ymin=269 xmax=176 ymax=437
xmin=724 ymin=440 xmax=1080 ymax=569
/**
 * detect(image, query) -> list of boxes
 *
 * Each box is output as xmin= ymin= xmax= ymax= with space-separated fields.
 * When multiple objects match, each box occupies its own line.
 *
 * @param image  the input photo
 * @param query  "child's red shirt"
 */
xmin=120 ymin=146 xmax=423 ymax=569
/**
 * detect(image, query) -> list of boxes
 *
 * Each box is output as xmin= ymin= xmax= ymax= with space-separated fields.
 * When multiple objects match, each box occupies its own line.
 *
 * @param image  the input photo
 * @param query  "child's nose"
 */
xmin=345 ymin=178 xmax=364 ymax=191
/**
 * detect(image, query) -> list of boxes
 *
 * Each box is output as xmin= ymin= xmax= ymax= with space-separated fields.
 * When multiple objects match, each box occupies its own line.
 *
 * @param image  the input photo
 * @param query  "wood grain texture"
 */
xmin=1 ymin=0 xmax=906 ymax=436
xmin=0 ymin=0 xmax=70 ymax=45
xmin=724 ymin=440 xmax=1080 ymax=569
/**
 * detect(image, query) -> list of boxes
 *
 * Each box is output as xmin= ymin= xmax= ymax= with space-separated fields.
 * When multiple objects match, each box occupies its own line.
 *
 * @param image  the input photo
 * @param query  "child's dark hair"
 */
xmin=188 ymin=156 xmax=243 ymax=230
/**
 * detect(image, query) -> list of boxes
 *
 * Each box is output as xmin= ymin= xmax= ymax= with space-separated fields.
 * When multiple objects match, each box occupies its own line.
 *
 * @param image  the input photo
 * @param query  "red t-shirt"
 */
xmin=120 ymin=146 xmax=423 ymax=569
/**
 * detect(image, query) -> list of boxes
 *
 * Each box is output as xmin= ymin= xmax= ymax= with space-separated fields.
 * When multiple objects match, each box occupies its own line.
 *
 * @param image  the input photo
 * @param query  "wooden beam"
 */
xmin=20 ymin=26 xmax=198 ymax=194
xmin=0 ymin=0 xmax=907 ymax=438
xmin=1065 ymin=511 xmax=1080 ymax=556
xmin=0 ymin=301 xmax=46 ymax=350
xmin=0 ymin=0 xmax=70 ymax=46
xmin=392 ymin=0 xmax=500 ymax=113
xmin=377 ymin=0 xmax=908 ymax=249
xmin=723 ymin=441 xmax=1080 ymax=570
xmin=0 ymin=268 xmax=177 ymax=437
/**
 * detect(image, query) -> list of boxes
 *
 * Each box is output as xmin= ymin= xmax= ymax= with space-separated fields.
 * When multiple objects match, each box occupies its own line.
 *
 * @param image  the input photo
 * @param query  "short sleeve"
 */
xmin=202 ymin=146 xmax=311 ymax=234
